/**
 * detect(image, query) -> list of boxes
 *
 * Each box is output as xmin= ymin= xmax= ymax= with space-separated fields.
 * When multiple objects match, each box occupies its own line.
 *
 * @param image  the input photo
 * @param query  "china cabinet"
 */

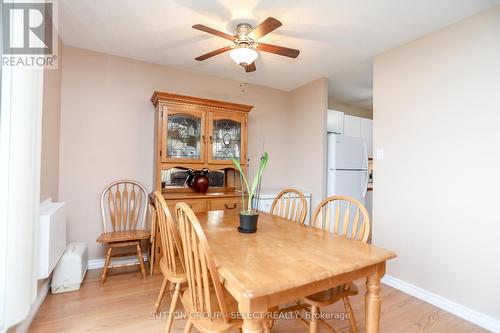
xmin=150 ymin=91 xmax=252 ymax=273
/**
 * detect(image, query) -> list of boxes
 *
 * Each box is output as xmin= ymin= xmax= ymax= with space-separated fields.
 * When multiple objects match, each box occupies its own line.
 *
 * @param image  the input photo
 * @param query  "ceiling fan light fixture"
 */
xmin=229 ymin=46 xmax=258 ymax=66
xmin=193 ymin=18 xmax=299 ymax=72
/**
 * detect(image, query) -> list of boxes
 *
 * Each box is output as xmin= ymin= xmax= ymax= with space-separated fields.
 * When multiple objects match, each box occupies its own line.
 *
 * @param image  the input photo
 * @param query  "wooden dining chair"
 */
xmin=302 ymin=195 xmax=371 ymax=333
xmin=150 ymin=192 xmax=188 ymax=332
xmin=268 ymin=188 xmax=308 ymax=328
xmin=269 ymin=189 xmax=308 ymax=224
xmin=149 ymin=204 xmax=157 ymax=276
xmin=96 ymin=180 xmax=150 ymax=284
xmin=175 ymin=202 xmax=243 ymax=333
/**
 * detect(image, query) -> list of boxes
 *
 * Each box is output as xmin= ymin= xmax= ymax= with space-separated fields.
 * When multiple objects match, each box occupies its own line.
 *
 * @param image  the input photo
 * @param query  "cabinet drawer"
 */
xmin=210 ymin=198 xmax=241 ymax=211
xmin=184 ymin=200 xmax=209 ymax=212
xmin=166 ymin=200 xmax=208 ymax=213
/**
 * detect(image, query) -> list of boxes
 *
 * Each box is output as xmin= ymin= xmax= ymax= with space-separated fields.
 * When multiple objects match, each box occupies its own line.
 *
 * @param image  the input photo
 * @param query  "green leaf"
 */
xmin=231 ymin=153 xmax=269 ymax=212
xmin=230 ymin=157 xmax=250 ymax=195
xmin=248 ymin=152 xmax=269 ymax=210
xmin=250 ymin=152 xmax=268 ymax=196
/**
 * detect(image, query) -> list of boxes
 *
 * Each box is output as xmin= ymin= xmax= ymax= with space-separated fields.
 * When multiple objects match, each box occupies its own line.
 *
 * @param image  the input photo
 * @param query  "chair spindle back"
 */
xmin=100 ymin=180 xmax=148 ymax=233
xmin=270 ymin=189 xmax=308 ymax=224
xmin=311 ymin=195 xmax=370 ymax=242
xmin=176 ymin=202 xmax=230 ymax=323
xmin=151 ymin=191 xmax=184 ymax=275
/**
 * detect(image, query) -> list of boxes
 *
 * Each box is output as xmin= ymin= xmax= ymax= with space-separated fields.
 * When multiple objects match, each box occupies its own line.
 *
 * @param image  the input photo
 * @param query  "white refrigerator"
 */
xmin=327 ymin=134 xmax=369 ymax=205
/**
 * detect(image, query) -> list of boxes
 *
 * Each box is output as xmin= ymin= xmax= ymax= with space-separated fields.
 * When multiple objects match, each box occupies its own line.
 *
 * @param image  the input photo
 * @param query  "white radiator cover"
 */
xmin=254 ymin=190 xmax=312 ymax=225
xmin=37 ymin=201 xmax=67 ymax=279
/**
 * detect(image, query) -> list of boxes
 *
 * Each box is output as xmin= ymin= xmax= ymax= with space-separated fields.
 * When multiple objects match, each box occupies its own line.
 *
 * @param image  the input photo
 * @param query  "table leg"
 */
xmin=242 ymin=317 xmax=265 ymax=333
xmin=309 ymin=305 xmax=319 ymax=333
xmin=365 ymin=262 xmax=385 ymax=333
xmin=239 ymin=300 xmax=267 ymax=333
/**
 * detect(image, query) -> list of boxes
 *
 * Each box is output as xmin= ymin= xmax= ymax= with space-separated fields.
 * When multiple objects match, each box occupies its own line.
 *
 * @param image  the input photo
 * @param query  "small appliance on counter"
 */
xmin=368 ymin=159 xmax=374 ymax=183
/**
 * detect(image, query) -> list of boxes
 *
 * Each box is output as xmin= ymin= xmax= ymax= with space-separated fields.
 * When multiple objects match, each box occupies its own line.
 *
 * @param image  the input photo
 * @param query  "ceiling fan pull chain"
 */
xmin=240 ymin=69 xmax=247 ymax=93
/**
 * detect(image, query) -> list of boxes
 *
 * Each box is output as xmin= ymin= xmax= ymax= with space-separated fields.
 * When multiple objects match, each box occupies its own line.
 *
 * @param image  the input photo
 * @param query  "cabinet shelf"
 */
xmin=169 ymin=134 xmax=200 ymax=140
xmin=213 ymin=135 xmax=242 ymax=141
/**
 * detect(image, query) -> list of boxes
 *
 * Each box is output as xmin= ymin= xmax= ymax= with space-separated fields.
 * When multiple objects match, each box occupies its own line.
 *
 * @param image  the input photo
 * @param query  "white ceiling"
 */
xmin=59 ymin=0 xmax=499 ymax=109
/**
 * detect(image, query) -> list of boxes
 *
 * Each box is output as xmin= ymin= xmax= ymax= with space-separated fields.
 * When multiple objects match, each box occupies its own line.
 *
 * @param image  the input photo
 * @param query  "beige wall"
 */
xmin=40 ymin=37 xmax=62 ymax=201
xmin=373 ymin=5 xmax=500 ymax=322
xmin=289 ymin=79 xmax=328 ymax=210
xmin=59 ymin=46 xmax=327 ymax=259
xmin=328 ymin=101 xmax=372 ymax=119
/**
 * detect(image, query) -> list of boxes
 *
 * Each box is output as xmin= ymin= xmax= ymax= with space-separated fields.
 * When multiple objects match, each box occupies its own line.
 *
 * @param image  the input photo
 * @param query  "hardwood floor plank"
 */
xmin=30 ymin=269 xmax=487 ymax=333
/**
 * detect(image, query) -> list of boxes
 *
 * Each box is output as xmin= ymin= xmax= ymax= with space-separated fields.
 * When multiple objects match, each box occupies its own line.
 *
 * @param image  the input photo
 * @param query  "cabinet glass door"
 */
xmin=162 ymin=107 xmax=205 ymax=163
xmin=208 ymin=113 xmax=246 ymax=163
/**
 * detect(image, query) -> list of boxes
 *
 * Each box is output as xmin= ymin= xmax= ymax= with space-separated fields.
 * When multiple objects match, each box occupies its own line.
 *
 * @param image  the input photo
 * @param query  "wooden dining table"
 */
xmin=196 ymin=210 xmax=397 ymax=333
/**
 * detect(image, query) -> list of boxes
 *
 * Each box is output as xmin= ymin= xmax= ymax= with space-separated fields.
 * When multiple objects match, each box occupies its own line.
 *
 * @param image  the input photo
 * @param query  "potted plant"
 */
xmin=231 ymin=152 xmax=269 ymax=233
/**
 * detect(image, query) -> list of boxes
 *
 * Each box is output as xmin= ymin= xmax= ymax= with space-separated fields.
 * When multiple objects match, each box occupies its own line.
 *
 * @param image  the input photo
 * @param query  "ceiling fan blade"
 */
xmin=195 ymin=45 xmax=232 ymax=61
xmin=192 ymin=24 xmax=234 ymax=41
xmin=251 ymin=17 xmax=282 ymax=40
xmin=257 ymin=42 xmax=300 ymax=58
xmin=244 ymin=62 xmax=256 ymax=72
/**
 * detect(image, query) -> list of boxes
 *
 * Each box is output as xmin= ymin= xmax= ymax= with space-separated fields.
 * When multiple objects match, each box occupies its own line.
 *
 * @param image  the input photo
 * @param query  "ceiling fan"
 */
xmin=192 ymin=17 xmax=300 ymax=72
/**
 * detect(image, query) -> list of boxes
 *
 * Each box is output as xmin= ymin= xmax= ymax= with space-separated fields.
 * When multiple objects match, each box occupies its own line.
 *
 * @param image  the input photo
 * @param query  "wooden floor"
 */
xmin=30 ymin=266 xmax=486 ymax=333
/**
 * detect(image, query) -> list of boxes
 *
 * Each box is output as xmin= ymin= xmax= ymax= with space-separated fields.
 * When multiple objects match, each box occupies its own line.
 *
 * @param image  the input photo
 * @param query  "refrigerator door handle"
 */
xmin=362 ymin=140 xmax=369 ymax=198
xmin=363 ymin=170 xmax=369 ymax=198
xmin=363 ymin=141 xmax=368 ymax=170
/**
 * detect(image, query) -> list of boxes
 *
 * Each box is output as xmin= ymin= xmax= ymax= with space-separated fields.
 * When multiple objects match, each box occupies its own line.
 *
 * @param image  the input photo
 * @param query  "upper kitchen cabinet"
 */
xmin=327 ymin=110 xmax=344 ymax=134
xmin=360 ymin=118 xmax=373 ymax=158
xmin=343 ymin=114 xmax=373 ymax=158
xmin=343 ymin=114 xmax=362 ymax=137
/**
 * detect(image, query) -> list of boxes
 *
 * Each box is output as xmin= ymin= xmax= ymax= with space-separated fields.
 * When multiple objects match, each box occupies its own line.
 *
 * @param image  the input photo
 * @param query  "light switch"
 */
xmin=376 ymin=148 xmax=384 ymax=160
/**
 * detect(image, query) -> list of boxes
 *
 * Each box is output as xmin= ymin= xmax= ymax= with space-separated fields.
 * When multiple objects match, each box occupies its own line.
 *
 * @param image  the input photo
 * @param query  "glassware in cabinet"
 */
xmin=208 ymin=112 xmax=246 ymax=163
xmin=161 ymin=107 xmax=206 ymax=163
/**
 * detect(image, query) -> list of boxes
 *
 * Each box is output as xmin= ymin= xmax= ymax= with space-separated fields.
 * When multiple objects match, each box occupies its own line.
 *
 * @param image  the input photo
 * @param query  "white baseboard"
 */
xmin=382 ymin=275 xmax=500 ymax=332
xmin=88 ymin=254 xmax=148 ymax=270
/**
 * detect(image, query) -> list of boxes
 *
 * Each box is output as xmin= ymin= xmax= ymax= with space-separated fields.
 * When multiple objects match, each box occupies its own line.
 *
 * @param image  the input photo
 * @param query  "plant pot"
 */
xmin=238 ymin=211 xmax=259 ymax=233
